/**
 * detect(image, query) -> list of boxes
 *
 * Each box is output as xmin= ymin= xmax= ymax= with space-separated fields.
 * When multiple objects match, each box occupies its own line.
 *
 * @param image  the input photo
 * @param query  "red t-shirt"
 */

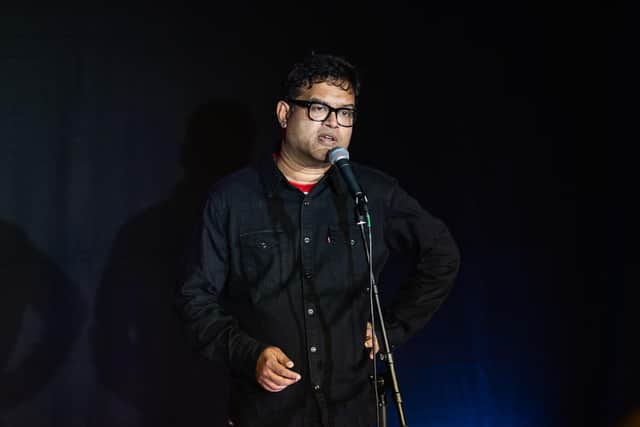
xmin=288 ymin=181 xmax=316 ymax=194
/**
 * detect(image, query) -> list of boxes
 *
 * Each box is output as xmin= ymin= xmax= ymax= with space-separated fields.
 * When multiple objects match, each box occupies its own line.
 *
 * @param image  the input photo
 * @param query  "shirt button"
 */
xmin=314 ymin=384 xmax=320 ymax=391
xmin=307 ymin=307 xmax=315 ymax=316
xmin=304 ymin=272 xmax=313 ymax=279
xmin=303 ymin=236 xmax=311 ymax=244
xmin=350 ymin=239 xmax=356 ymax=246
xmin=310 ymin=346 xmax=317 ymax=353
xmin=303 ymin=200 xmax=310 ymax=206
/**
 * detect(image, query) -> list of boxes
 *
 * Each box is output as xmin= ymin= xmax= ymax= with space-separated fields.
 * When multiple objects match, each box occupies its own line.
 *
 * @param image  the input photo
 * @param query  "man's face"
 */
xmin=277 ymin=81 xmax=355 ymax=167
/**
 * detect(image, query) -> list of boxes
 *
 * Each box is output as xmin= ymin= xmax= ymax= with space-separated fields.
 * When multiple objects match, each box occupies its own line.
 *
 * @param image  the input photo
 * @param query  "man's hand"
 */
xmin=256 ymin=346 xmax=301 ymax=392
xmin=365 ymin=322 xmax=380 ymax=359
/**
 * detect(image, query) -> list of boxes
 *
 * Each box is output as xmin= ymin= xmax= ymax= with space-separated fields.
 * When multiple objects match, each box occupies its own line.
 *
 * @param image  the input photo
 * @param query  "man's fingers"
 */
xmin=263 ymin=376 xmax=288 ymax=391
xmin=260 ymin=368 xmax=299 ymax=390
xmin=267 ymin=372 xmax=297 ymax=388
xmin=368 ymin=342 xmax=379 ymax=359
xmin=257 ymin=365 xmax=298 ymax=391
xmin=364 ymin=322 xmax=380 ymax=358
xmin=270 ymin=359 xmax=301 ymax=381
xmin=256 ymin=346 xmax=300 ymax=392
xmin=260 ymin=379 xmax=285 ymax=392
xmin=279 ymin=357 xmax=294 ymax=368
xmin=277 ymin=354 xmax=295 ymax=369
xmin=269 ymin=349 xmax=300 ymax=380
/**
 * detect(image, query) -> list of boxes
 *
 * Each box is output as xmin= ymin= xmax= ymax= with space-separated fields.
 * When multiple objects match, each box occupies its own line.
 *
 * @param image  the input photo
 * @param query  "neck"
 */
xmin=276 ymin=147 xmax=330 ymax=185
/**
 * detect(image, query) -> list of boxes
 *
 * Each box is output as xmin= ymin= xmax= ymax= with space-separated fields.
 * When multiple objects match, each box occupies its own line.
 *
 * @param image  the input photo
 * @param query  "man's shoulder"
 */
xmin=352 ymin=161 xmax=398 ymax=188
xmin=206 ymin=165 xmax=263 ymax=202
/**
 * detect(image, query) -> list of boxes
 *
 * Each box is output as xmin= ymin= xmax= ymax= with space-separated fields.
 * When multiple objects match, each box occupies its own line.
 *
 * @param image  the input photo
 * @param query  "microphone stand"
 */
xmin=354 ymin=195 xmax=408 ymax=427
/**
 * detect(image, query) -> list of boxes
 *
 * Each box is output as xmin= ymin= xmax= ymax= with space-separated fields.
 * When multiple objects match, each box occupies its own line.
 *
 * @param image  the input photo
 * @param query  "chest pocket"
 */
xmin=238 ymin=229 xmax=289 ymax=299
xmin=324 ymin=224 xmax=369 ymax=289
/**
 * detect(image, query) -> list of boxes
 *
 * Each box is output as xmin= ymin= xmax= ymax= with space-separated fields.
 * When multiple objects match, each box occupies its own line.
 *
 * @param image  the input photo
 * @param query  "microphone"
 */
xmin=327 ymin=147 xmax=367 ymax=204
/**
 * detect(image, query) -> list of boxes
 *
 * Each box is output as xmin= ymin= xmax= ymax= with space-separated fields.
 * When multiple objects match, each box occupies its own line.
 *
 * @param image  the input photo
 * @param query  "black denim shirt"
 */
xmin=176 ymin=154 xmax=460 ymax=427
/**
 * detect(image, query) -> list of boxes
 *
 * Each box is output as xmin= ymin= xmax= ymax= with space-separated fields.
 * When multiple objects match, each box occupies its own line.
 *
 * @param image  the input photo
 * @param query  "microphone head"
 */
xmin=327 ymin=147 xmax=349 ymax=165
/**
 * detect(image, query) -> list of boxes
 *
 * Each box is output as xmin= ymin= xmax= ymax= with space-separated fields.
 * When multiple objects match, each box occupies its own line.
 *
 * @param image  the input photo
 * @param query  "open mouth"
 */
xmin=319 ymin=134 xmax=337 ymax=144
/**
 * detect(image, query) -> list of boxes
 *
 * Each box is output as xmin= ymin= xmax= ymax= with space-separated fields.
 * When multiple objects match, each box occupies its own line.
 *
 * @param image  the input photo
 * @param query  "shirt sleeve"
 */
xmin=175 ymin=193 xmax=268 ymax=378
xmin=381 ymin=182 xmax=461 ymax=349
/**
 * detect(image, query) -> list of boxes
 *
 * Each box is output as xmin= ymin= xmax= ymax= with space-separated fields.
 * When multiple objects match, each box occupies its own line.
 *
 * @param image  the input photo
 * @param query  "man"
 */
xmin=176 ymin=53 xmax=460 ymax=427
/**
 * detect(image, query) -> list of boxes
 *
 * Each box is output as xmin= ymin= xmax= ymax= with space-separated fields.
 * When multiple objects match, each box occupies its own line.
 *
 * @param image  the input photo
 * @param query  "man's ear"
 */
xmin=276 ymin=100 xmax=290 ymax=128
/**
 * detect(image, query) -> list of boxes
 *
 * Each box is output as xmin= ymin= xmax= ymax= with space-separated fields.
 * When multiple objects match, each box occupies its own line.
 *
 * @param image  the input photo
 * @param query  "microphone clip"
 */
xmin=355 ymin=193 xmax=369 ymax=226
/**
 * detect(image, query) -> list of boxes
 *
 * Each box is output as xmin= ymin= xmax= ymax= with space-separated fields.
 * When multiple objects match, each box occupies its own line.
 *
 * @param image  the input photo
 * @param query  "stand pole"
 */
xmin=355 ymin=198 xmax=408 ymax=427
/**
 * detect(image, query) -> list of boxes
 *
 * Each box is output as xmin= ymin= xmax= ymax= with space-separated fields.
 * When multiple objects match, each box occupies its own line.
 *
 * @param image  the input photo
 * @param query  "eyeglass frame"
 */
xmin=286 ymin=99 xmax=357 ymax=127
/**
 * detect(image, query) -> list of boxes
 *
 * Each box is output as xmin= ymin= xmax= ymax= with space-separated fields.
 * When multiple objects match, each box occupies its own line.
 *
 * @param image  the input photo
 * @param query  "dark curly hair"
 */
xmin=283 ymin=53 xmax=361 ymax=101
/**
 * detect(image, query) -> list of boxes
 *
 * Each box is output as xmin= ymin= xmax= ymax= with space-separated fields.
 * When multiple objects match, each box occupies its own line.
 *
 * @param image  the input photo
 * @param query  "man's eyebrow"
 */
xmin=308 ymin=97 xmax=356 ymax=109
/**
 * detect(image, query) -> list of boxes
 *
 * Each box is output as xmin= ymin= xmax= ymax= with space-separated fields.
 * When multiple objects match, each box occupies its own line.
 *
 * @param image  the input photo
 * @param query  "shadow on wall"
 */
xmin=0 ymin=220 xmax=85 ymax=424
xmin=91 ymin=98 xmax=258 ymax=426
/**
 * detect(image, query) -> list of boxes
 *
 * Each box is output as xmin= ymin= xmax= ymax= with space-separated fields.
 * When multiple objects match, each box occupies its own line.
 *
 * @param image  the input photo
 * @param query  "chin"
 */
xmin=305 ymin=146 xmax=327 ymax=161
xmin=313 ymin=155 xmax=330 ymax=165
xmin=302 ymin=154 xmax=326 ymax=167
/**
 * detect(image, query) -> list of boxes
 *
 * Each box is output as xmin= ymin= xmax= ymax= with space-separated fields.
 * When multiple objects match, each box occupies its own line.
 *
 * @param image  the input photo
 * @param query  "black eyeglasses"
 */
xmin=287 ymin=99 xmax=357 ymax=127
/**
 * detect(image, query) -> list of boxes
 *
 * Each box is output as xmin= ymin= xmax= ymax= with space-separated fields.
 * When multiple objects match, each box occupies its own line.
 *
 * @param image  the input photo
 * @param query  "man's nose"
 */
xmin=323 ymin=111 xmax=339 ymax=128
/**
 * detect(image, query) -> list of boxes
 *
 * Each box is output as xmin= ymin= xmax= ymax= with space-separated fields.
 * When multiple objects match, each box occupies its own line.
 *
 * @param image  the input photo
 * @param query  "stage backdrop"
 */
xmin=1 ymin=3 xmax=628 ymax=427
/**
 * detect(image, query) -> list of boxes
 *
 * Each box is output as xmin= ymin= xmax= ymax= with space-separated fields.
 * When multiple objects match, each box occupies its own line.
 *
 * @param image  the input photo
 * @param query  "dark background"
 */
xmin=0 ymin=2 xmax=629 ymax=427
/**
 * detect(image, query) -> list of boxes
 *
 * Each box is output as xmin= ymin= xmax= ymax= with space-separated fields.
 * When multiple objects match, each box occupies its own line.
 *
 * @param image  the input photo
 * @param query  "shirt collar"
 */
xmin=254 ymin=153 xmax=348 ymax=198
